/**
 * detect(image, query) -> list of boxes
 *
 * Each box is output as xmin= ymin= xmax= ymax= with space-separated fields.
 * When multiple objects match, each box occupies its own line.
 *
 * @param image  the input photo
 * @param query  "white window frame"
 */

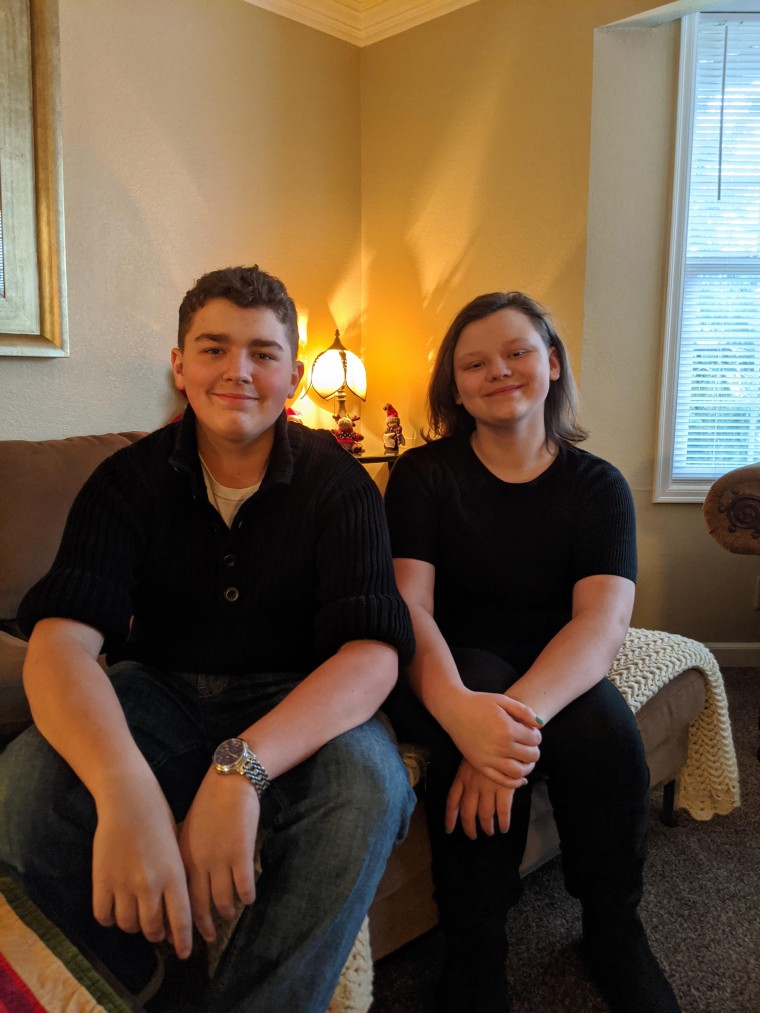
xmin=655 ymin=12 xmax=760 ymax=502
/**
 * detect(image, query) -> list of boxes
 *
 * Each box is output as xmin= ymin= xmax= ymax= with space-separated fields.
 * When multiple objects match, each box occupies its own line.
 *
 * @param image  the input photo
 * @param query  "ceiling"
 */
xmin=244 ymin=0 xmax=481 ymax=46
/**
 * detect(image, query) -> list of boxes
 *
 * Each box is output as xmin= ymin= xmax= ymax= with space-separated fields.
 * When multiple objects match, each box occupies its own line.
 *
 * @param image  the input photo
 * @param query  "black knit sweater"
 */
xmin=19 ymin=409 xmax=414 ymax=675
xmin=384 ymin=435 xmax=636 ymax=676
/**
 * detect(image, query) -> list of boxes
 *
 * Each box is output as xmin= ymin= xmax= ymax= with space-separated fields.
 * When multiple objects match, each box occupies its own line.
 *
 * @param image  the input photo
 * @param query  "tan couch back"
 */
xmin=0 ymin=432 xmax=146 ymax=625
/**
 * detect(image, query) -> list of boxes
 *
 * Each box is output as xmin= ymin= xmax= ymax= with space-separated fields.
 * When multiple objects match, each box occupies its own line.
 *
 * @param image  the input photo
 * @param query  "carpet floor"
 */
xmin=371 ymin=667 xmax=759 ymax=1013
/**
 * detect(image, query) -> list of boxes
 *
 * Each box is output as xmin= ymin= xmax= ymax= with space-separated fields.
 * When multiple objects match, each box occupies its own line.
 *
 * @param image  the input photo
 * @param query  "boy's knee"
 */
xmin=0 ymin=727 xmax=95 ymax=873
xmin=0 ymin=732 xmax=48 ymax=866
xmin=322 ymin=722 xmax=416 ymax=841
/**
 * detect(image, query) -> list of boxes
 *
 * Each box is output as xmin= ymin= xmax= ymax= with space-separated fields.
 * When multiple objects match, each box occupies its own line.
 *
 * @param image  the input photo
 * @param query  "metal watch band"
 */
xmin=241 ymin=751 xmax=270 ymax=800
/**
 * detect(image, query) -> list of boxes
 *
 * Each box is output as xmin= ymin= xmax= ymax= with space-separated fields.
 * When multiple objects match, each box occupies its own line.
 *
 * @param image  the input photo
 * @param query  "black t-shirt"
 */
xmin=385 ymin=435 xmax=636 ymax=675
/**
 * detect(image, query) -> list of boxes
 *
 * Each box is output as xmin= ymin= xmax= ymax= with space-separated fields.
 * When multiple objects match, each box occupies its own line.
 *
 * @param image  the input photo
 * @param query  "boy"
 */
xmin=0 ymin=266 xmax=416 ymax=1012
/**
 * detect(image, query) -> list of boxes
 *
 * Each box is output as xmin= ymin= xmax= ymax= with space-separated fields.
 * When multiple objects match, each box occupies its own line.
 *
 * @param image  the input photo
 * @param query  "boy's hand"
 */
xmin=178 ymin=768 xmax=260 ymax=944
xmin=92 ymin=782 xmax=193 ymax=959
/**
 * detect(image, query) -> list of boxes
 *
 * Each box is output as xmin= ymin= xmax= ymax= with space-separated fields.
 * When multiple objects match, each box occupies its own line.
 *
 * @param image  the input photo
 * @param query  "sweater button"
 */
xmin=223 ymin=554 xmax=236 ymax=568
xmin=223 ymin=587 xmax=240 ymax=602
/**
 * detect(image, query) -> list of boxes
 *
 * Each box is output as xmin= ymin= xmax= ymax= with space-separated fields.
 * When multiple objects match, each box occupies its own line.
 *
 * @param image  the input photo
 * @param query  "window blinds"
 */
xmin=674 ymin=15 xmax=760 ymax=479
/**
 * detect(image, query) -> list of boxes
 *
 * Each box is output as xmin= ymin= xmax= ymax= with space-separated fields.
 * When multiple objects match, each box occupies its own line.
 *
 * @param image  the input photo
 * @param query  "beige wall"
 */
xmin=359 ymin=0 xmax=661 ymax=446
xmin=0 ymin=0 xmax=361 ymax=440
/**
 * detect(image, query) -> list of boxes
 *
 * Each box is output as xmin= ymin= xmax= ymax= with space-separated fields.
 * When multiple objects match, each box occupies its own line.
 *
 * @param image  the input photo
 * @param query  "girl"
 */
xmin=384 ymin=292 xmax=679 ymax=1012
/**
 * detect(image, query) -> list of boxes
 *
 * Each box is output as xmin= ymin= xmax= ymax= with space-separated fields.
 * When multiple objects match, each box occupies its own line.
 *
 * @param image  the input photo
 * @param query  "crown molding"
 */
xmin=244 ymin=0 xmax=481 ymax=46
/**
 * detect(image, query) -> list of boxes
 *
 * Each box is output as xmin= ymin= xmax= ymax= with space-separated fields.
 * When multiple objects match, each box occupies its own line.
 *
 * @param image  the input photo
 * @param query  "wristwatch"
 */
xmin=213 ymin=737 xmax=270 ymax=799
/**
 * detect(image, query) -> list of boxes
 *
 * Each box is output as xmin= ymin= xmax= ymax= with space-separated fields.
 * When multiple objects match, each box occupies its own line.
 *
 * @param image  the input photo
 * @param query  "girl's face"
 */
xmin=452 ymin=307 xmax=560 ymax=433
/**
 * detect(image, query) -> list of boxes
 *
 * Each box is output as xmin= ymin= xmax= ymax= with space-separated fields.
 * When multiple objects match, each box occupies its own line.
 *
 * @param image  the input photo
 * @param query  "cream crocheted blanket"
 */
xmin=607 ymin=628 xmax=740 ymax=821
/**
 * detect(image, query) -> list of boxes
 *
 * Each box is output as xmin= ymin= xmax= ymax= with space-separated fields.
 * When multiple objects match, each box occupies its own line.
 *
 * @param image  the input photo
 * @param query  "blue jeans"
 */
xmin=0 ymin=662 xmax=415 ymax=1012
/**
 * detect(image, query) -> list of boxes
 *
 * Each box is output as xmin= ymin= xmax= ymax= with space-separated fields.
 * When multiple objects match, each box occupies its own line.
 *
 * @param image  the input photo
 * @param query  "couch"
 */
xmin=0 ymin=430 xmax=718 ymax=968
xmin=704 ymin=462 xmax=760 ymax=556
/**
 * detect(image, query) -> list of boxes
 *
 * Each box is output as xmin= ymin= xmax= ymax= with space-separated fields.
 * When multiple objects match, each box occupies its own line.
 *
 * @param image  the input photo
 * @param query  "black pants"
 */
xmin=384 ymin=648 xmax=651 ymax=954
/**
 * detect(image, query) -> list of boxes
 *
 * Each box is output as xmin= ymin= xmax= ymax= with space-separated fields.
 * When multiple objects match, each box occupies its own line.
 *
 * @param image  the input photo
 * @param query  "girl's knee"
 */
xmin=544 ymin=681 xmax=647 ymax=786
xmin=451 ymin=647 xmax=520 ymax=695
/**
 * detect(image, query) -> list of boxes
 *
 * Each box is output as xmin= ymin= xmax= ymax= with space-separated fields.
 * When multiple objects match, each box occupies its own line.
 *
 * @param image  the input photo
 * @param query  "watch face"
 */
xmin=214 ymin=737 xmax=246 ymax=771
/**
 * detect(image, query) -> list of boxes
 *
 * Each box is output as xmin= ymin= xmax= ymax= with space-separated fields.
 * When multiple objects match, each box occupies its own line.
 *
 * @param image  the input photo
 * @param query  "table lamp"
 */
xmin=309 ymin=330 xmax=367 ymax=420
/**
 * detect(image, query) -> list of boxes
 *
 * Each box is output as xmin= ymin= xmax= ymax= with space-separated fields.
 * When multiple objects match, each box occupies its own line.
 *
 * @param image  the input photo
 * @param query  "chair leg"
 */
xmin=660 ymin=780 xmax=677 ymax=827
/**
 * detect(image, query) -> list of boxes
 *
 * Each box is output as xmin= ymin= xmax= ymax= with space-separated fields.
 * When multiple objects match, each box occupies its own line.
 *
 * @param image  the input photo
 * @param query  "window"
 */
xmin=656 ymin=12 xmax=760 ymax=502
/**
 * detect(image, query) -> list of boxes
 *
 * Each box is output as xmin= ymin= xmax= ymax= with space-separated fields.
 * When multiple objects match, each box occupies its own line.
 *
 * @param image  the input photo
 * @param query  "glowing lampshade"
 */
xmin=310 ymin=331 xmax=367 ymax=409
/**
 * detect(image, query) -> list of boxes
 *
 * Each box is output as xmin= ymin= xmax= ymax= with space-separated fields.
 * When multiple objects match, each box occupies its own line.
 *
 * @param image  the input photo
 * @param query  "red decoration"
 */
xmin=382 ymin=403 xmax=405 ymax=455
xmin=331 ymin=413 xmax=365 ymax=454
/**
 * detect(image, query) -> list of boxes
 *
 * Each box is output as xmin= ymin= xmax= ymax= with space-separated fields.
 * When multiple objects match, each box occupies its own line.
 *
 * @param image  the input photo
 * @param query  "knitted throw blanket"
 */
xmin=607 ymin=627 xmax=740 ymax=820
xmin=327 ymin=917 xmax=373 ymax=1013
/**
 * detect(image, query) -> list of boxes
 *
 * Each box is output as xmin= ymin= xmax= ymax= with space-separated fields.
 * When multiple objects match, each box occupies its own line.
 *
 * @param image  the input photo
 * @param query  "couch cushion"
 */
xmin=0 ymin=433 xmax=146 ymax=621
xmin=635 ymin=667 xmax=705 ymax=788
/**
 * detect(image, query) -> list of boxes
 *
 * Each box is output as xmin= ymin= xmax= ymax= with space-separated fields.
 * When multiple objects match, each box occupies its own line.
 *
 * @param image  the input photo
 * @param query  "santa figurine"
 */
xmin=331 ymin=413 xmax=365 ymax=455
xmin=382 ymin=403 xmax=405 ymax=455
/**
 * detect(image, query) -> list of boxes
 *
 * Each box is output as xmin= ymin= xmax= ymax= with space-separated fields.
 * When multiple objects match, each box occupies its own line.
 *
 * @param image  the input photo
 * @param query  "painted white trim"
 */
xmin=704 ymin=641 xmax=760 ymax=667
xmin=244 ymin=0 xmax=481 ymax=46
xmin=606 ymin=1 xmax=760 ymax=30
xmin=654 ymin=12 xmax=760 ymax=502
xmin=654 ymin=13 xmax=699 ymax=503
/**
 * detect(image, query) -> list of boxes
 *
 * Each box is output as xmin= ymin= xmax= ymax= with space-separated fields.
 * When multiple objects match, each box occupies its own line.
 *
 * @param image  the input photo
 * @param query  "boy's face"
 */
xmin=171 ymin=298 xmax=303 ymax=450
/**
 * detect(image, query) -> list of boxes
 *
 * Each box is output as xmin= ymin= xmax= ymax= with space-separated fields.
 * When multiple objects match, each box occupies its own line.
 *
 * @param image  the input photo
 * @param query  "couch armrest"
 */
xmin=0 ymin=431 xmax=147 ymax=624
xmin=704 ymin=463 xmax=760 ymax=555
xmin=0 ymin=631 xmax=31 ymax=740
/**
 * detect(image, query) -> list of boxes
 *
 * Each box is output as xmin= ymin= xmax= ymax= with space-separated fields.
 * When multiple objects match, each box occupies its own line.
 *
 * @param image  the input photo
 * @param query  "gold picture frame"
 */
xmin=0 ymin=0 xmax=67 ymax=356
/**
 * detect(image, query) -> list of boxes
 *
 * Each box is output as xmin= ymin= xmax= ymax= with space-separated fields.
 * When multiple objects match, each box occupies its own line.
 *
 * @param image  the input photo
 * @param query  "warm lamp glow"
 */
xmin=310 ymin=331 xmax=367 ymax=404
xmin=296 ymin=312 xmax=309 ymax=360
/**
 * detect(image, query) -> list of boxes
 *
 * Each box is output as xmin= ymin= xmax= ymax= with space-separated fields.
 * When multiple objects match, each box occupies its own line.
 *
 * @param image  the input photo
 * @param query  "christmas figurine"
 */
xmin=382 ymin=403 xmax=405 ymax=455
xmin=331 ymin=413 xmax=365 ymax=455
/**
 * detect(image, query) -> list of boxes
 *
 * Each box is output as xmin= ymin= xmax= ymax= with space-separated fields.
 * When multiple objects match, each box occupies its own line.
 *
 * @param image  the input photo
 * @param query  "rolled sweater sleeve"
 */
xmin=310 ymin=449 xmax=415 ymax=666
xmin=18 ymin=455 xmax=144 ymax=650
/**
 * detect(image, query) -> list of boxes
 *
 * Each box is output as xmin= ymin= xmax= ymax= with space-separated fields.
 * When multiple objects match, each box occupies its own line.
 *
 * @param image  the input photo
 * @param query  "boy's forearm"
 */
xmin=234 ymin=640 xmax=398 ymax=780
xmin=23 ymin=618 xmax=156 ymax=803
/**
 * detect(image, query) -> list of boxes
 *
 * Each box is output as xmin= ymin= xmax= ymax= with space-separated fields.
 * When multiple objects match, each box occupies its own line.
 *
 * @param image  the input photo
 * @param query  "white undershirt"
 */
xmin=199 ymin=456 xmax=261 ymax=528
